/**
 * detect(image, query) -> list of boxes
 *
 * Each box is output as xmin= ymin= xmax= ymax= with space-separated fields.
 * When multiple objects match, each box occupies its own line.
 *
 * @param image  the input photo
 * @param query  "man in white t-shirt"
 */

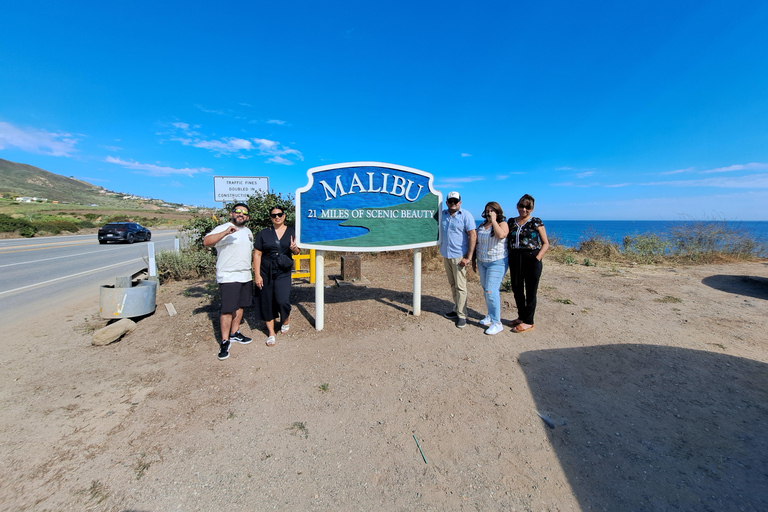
xmin=203 ymin=203 xmax=254 ymax=360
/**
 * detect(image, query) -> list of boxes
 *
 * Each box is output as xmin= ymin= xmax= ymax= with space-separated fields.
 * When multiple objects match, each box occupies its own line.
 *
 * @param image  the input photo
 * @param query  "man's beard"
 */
xmin=231 ymin=216 xmax=246 ymax=227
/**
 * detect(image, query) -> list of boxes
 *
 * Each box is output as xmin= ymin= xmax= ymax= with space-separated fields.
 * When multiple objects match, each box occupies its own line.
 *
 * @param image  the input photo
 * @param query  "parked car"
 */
xmin=98 ymin=222 xmax=152 ymax=244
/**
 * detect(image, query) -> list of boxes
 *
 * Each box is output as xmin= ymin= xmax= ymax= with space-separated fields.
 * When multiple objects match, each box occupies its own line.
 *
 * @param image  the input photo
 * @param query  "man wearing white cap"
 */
xmin=440 ymin=191 xmax=476 ymax=328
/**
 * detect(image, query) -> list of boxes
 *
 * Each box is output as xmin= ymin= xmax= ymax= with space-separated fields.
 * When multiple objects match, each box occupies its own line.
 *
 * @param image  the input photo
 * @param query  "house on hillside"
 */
xmin=15 ymin=197 xmax=48 ymax=203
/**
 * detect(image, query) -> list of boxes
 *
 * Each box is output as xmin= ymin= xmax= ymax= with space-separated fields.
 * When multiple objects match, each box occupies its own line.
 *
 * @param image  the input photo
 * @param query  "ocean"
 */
xmin=478 ymin=220 xmax=768 ymax=253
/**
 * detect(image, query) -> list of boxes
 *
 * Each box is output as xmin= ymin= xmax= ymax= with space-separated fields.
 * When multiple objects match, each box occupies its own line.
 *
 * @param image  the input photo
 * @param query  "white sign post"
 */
xmin=214 ymin=176 xmax=269 ymax=203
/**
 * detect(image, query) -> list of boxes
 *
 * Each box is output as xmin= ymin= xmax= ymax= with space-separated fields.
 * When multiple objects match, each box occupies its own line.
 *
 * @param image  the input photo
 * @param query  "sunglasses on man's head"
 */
xmin=270 ymin=212 xmax=285 ymax=218
xmin=446 ymin=198 xmax=459 ymax=205
xmin=233 ymin=208 xmax=249 ymax=214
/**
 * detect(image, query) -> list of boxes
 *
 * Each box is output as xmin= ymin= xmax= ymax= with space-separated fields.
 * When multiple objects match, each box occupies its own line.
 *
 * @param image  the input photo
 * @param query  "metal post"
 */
xmin=174 ymin=238 xmax=180 ymax=252
xmin=315 ymin=250 xmax=324 ymax=331
xmin=147 ymin=242 xmax=157 ymax=277
xmin=413 ymin=248 xmax=422 ymax=316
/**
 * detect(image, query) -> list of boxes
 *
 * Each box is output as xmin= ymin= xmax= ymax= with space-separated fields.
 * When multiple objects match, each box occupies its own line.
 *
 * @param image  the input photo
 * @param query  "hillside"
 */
xmin=0 ymin=158 xmax=115 ymax=204
xmin=0 ymin=158 xmax=189 ymax=209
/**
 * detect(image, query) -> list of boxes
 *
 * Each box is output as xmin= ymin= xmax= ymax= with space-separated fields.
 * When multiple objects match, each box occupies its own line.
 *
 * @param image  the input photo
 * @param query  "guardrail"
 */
xmin=291 ymin=249 xmax=315 ymax=283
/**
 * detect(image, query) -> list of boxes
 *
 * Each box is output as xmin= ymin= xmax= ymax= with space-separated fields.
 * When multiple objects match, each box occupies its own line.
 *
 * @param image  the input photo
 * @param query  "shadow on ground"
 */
xmin=520 ymin=344 xmax=768 ymax=511
xmin=701 ymin=275 xmax=768 ymax=301
xmin=289 ymin=281 xmax=484 ymax=328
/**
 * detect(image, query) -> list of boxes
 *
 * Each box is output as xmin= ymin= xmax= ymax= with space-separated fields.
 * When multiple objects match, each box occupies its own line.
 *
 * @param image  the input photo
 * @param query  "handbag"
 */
xmin=277 ymin=253 xmax=294 ymax=271
xmin=273 ymin=227 xmax=294 ymax=271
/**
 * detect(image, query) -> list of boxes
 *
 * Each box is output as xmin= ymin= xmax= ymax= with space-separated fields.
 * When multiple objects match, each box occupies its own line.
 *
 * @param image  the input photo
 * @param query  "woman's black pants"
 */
xmin=509 ymin=249 xmax=542 ymax=325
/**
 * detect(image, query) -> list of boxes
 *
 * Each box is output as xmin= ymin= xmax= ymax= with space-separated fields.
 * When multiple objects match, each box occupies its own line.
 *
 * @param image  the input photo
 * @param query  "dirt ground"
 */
xmin=1 ymin=255 xmax=767 ymax=511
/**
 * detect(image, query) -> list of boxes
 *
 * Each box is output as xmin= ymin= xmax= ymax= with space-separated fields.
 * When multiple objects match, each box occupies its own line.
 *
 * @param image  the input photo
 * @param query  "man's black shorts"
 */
xmin=219 ymin=281 xmax=253 ymax=313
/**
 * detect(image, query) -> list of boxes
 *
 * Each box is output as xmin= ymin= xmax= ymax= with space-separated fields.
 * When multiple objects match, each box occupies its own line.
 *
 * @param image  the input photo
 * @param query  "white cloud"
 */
xmin=551 ymin=181 xmax=601 ymax=188
xmin=660 ymin=166 xmax=695 ymax=175
xmin=191 ymin=137 xmax=254 ymax=153
xmin=105 ymin=156 xmax=211 ymax=177
xmin=168 ymin=124 xmax=302 ymax=164
xmin=461 ymin=153 xmax=472 ymax=157
xmin=576 ymin=171 xmax=596 ymax=178
xmin=642 ymin=174 xmax=768 ymax=188
xmin=438 ymin=176 xmax=486 ymax=184
xmin=701 ymin=162 xmax=768 ymax=174
xmin=267 ymin=119 xmax=287 ymax=125
xmin=555 ymin=166 xmax=573 ymax=171
xmin=0 ymin=121 xmax=79 ymax=157
xmin=194 ymin=104 xmax=227 ymax=115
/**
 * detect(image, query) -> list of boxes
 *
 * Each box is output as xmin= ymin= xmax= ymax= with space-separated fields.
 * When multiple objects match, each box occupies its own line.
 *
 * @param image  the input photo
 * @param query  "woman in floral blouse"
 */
xmin=507 ymin=194 xmax=549 ymax=333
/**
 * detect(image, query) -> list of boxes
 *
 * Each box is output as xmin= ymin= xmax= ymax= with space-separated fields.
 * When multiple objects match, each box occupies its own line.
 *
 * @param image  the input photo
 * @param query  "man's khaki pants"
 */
xmin=443 ymin=256 xmax=468 ymax=319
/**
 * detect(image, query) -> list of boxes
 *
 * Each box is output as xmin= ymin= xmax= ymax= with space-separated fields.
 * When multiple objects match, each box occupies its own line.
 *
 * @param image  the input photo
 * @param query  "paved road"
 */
xmin=0 ymin=230 xmax=180 ymax=324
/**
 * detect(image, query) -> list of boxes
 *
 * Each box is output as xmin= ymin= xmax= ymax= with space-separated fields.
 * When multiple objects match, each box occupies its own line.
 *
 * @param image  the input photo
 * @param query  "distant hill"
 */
xmin=0 ymin=158 xmax=123 ymax=205
xmin=0 ymin=158 xmax=189 ymax=209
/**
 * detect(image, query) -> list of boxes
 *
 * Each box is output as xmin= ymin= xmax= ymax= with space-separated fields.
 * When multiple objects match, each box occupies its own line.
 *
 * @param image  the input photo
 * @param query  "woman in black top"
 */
xmin=252 ymin=206 xmax=299 ymax=346
xmin=507 ymin=194 xmax=549 ymax=333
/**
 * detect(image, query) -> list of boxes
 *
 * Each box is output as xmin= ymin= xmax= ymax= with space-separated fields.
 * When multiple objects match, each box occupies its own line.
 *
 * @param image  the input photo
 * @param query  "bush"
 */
xmin=577 ymin=232 xmax=621 ymax=262
xmin=0 ymin=214 xmax=35 ymax=235
xmin=155 ymin=249 xmax=217 ymax=283
xmin=34 ymin=220 xmax=80 ymax=235
xmin=181 ymin=190 xmax=295 ymax=250
xmin=18 ymin=225 xmax=37 ymax=238
xmin=622 ymin=233 xmax=669 ymax=264
xmin=667 ymin=220 xmax=760 ymax=262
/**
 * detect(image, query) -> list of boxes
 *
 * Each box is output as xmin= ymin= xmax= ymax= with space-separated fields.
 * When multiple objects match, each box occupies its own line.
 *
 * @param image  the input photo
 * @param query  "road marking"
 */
xmin=0 ymin=258 xmax=144 ymax=297
xmin=0 ymin=233 xmax=175 ymax=252
xmin=0 ymin=242 xmax=171 ymax=268
xmin=0 ymin=241 xmax=102 ymax=254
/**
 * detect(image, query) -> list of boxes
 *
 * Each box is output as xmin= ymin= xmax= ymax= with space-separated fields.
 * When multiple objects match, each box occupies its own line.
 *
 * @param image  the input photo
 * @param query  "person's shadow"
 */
xmin=520 ymin=344 xmax=768 ymax=511
xmin=701 ymin=274 xmax=768 ymax=301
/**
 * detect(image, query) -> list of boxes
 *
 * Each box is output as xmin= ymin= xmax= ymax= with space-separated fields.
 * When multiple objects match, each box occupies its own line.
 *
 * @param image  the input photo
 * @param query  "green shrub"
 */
xmin=78 ymin=220 xmax=96 ymax=229
xmin=18 ymin=225 xmax=37 ymax=237
xmin=667 ymin=220 xmax=760 ymax=262
xmin=181 ymin=190 xmax=295 ymax=250
xmin=155 ymin=249 xmax=217 ymax=283
xmin=34 ymin=220 xmax=80 ymax=235
xmin=0 ymin=214 xmax=34 ymax=234
xmin=84 ymin=213 xmax=99 ymax=221
xmin=577 ymin=232 xmax=621 ymax=262
xmin=622 ymin=233 xmax=669 ymax=264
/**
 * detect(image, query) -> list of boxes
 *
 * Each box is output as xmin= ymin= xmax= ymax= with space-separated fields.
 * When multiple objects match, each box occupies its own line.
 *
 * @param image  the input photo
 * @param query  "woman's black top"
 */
xmin=254 ymin=226 xmax=295 ymax=278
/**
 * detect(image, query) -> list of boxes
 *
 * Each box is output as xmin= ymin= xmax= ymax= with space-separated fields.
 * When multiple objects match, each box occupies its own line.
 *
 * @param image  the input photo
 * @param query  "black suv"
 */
xmin=98 ymin=222 xmax=152 ymax=244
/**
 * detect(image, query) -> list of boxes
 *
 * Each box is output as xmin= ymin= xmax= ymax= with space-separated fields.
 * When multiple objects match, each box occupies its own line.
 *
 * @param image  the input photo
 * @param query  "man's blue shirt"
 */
xmin=440 ymin=208 xmax=476 ymax=258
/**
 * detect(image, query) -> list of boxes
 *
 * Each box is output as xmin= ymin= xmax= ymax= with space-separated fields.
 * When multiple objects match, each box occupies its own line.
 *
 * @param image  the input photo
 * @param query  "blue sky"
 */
xmin=1 ymin=0 xmax=767 ymax=220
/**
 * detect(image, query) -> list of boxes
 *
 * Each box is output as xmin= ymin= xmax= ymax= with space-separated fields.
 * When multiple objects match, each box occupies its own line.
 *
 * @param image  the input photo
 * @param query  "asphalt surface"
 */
xmin=0 ymin=230 xmax=180 ymax=325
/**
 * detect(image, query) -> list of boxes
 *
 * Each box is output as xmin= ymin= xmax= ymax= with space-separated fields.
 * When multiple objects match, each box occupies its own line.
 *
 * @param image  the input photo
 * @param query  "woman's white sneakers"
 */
xmin=479 ymin=316 xmax=492 ymax=326
xmin=484 ymin=322 xmax=504 ymax=335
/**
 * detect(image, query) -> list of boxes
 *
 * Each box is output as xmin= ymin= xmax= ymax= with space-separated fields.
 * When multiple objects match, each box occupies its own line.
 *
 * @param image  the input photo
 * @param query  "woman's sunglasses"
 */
xmin=270 ymin=212 xmax=285 ymax=218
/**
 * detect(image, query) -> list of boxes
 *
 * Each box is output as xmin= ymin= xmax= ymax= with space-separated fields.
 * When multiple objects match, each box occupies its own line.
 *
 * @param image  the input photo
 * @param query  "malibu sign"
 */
xmin=296 ymin=162 xmax=441 ymax=251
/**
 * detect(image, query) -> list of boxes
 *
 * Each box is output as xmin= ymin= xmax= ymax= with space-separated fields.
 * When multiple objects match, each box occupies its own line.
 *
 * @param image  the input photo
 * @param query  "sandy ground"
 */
xmin=1 ymin=255 xmax=767 ymax=511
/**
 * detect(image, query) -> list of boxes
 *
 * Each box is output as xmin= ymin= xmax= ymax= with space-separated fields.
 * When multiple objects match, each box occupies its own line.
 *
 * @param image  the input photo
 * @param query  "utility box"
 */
xmin=99 ymin=277 xmax=158 ymax=318
xmin=341 ymin=254 xmax=362 ymax=281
